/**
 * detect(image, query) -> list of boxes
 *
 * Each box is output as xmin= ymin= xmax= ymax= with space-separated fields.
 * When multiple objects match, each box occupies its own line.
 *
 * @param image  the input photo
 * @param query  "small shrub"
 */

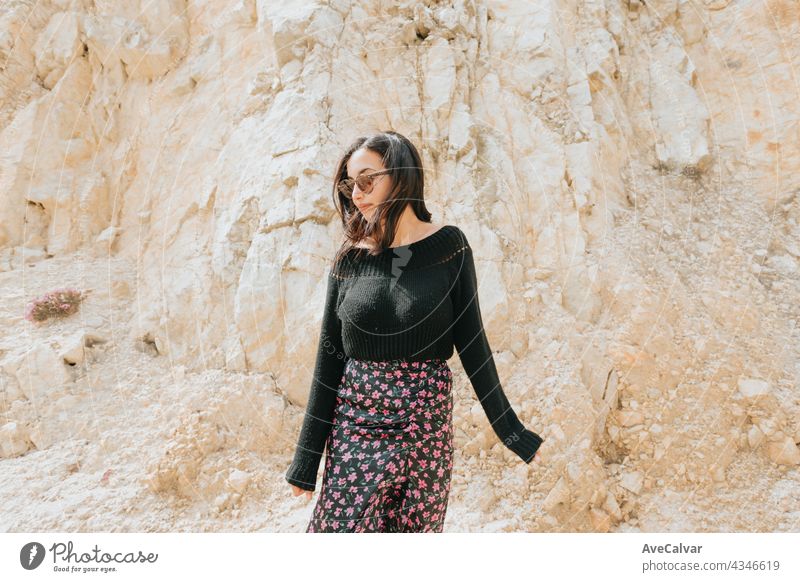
xmin=24 ymin=288 xmax=87 ymax=323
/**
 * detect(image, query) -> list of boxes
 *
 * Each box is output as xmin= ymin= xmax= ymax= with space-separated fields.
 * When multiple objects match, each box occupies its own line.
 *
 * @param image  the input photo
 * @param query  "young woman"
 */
xmin=285 ymin=130 xmax=544 ymax=532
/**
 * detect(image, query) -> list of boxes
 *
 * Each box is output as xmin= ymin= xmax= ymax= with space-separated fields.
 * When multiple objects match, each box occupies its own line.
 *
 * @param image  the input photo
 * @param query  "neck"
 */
xmin=384 ymin=206 xmax=427 ymax=247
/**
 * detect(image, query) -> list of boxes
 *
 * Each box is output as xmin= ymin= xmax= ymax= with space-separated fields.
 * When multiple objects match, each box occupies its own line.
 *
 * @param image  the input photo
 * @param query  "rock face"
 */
xmin=1 ymin=0 xmax=798 ymax=532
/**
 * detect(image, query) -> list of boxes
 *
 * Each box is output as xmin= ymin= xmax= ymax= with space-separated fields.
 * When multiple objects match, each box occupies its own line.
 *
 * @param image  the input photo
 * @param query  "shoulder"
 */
xmin=425 ymin=225 xmax=474 ymax=276
xmin=439 ymin=225 xmax=474 ymax=260
xmin=437 ymin=224 xmax=471 ymax=250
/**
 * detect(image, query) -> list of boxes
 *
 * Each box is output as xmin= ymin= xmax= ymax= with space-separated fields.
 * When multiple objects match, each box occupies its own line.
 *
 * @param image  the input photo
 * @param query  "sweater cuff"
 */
xmin=285 ymin=456 xmax=322 ymax=492
xmin=502 ymin=427 xmax=544 ymax=463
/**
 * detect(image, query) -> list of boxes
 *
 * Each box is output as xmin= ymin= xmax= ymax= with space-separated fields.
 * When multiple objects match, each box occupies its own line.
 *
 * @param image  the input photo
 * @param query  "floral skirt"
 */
xmin=306 ymin=357 xmax=454 ymax=533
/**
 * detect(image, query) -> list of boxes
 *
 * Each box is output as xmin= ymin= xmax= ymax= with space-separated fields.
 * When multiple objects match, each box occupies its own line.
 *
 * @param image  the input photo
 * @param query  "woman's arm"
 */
xmin=449 ymin=231 xmax=543 ymax=463
xmin=285 ymin=271 xmax=347 ymax=491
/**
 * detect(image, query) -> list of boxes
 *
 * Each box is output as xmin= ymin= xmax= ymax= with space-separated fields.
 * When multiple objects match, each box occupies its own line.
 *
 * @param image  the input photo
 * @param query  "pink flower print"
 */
xmin=342 ymin=451 xmax=352 ymax=462
xmin=423 ymin=422 xmax=432 ymax=431
xmin=346 ymin=506 xmax=355 ymax=516
xmin=355 ymin=493 xmax=364 ymax=504
xmin=347 ymin=520 xmax=356 ymax=529
xmin=334 ymin=507 xmax=342 ymax=516
xmin=367 ymin=407 xmax=377 ymax=415
xmin=401 ymin=361 xmax=408 ymax=368
xmin=420 ymin=371 xmax=428 ymax=378
xmin=347 ymin=473 xmax=357 ymax=482
xmin=394 ymin=398 xmax=403 ymax=407
xmin=364 ymin=472 xmax=375 ymax=482
xmin=372 ymin=389 xmax=380 ymax=399
xmin=360 ymin=463 xmax=369 ymax=472
xmin=412 ymin=362 xmax=419 ymax=368
xmin=324 ymin=500 xmax=333 ymax=509
xmin=437 ymin=467 xmax=445 ymax=478
xmin=364 ymin=398 xmax=372 ymax=406
xmin=433 ymin=449 xmax=441 ymax=459
xmin=333 ymin=465 xmax=340 ymax=474
xmin=433 ymin=482 xmax=440 ymax=491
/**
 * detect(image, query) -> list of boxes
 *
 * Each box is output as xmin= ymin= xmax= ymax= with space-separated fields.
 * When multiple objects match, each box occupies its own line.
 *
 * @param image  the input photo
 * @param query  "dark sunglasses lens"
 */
xmin=338 ymin=178 xmax=355 ymax=197
xmin=356 ymin=175 xmax=373 ymax=191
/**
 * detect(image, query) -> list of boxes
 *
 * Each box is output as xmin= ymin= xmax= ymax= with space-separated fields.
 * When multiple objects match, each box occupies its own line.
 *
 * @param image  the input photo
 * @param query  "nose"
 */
xmin=352 ymin=186 xmax=367 ymax=204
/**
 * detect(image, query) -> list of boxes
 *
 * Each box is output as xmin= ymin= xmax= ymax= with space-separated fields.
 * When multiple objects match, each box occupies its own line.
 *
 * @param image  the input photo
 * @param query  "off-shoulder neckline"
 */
xmin=352 ymin=224 xmax=456 ymax=253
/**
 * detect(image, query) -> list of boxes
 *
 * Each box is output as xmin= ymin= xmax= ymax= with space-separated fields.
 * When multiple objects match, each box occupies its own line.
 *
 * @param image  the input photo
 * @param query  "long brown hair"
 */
xmin=331 ymin=131 xmax=433 ymax=266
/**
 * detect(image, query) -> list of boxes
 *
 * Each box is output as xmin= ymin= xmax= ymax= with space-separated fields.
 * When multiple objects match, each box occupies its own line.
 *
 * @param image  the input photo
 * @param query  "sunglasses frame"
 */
xmin=337 ymin=169 xmax=392 ymax=199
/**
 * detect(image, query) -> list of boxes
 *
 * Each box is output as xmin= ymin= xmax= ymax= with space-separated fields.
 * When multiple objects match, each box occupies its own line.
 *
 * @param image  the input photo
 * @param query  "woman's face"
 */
xmin=346 ymin=148 xmax=393 ymax=218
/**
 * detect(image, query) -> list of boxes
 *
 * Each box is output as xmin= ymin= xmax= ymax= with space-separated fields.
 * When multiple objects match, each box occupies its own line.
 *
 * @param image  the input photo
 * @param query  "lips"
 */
xmin=358 ymin=204 xmax=372 ymax=211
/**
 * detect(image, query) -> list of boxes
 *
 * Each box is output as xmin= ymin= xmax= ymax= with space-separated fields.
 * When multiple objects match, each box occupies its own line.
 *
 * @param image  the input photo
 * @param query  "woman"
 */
xmin=285 ymin=130 xmax=544 ymax=532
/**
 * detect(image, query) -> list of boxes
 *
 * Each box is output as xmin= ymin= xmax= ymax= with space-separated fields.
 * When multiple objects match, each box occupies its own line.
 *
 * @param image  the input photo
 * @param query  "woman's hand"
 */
xmin=290 ymin=484 xmax=313 ymax=501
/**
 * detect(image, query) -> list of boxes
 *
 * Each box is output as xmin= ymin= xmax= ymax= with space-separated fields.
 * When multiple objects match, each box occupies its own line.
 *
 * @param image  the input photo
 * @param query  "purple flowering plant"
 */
xmin=24 ymin=287 xmax=87 ymax=323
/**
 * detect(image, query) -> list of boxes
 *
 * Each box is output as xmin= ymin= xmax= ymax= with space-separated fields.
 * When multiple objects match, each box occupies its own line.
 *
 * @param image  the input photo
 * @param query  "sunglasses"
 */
xmin=337 ymin=170 xmax=392 ymax=198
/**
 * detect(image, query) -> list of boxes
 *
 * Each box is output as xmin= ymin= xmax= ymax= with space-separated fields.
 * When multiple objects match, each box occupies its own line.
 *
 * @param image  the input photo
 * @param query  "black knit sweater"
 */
xmin=285 ymin=224 xmax=544 ymax=491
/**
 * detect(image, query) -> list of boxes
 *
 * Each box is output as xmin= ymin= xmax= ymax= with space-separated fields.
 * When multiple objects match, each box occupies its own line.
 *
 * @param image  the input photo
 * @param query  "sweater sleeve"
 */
xmin=285 ymin=271 xmax=347 ymax=491
xmin=449 ymin=236 xmax=544 ymax=463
